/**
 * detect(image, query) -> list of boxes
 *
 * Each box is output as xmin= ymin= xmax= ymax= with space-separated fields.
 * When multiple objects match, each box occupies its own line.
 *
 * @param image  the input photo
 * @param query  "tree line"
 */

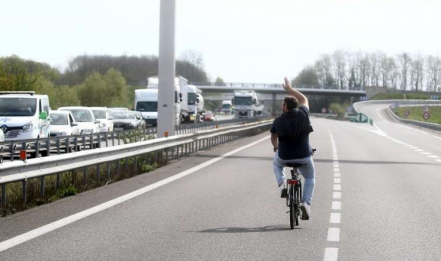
xmin=0 ymin=53 xmax=213 ymax=109
xmin=293 ymin=50 xmax=441 ymax=92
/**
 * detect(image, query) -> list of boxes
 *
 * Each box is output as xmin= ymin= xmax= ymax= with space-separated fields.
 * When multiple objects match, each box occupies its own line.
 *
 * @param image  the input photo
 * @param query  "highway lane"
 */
xmin=1 ymin=114 xmax=441 ymax=260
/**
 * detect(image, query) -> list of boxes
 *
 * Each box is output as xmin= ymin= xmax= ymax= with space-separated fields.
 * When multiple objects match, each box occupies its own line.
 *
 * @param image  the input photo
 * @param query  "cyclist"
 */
xmin=270 ymin=77 xmax=315 ymax=220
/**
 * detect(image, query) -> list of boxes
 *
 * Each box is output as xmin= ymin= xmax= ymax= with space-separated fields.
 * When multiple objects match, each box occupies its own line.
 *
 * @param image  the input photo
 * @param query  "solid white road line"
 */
xmin=0 ymin=136 xmax=270 ymax=253
xmin=330 ymin=213 xmax=341 ymax=224
xmin=376 ymin=108 xmax=384 ymax=119
xmin=324 ymin=248 xmax=339 ymax=261
xmin=332 ymin=201 xmax=342 ymax=210
xmin=327 ymin=228 xmax=340 ymax=242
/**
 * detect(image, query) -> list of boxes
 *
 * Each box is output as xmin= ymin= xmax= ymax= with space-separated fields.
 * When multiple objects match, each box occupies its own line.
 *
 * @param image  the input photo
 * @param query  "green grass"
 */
xmin=395 ymin=106 xmax=441 ymax=125
xmin=371 ymin=93 xmax=436 ymax=100
xmin=371 ymin=93 xmax=406 ymax=100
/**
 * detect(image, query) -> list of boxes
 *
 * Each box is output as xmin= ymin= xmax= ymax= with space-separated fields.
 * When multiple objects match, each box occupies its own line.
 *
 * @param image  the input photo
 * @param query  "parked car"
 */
xmin=0 ymin=91 xmax=50 ymax=141
xmin=90 ymin=107 xmax=114 ymax=133
xmin=58 ymin=107 xmax=100 ymax=135
xmin=0 ymin=129 xmax=4 ymax=142
xmin=111 ymin=111 xmax=145 ymax=131
xmin=49 ymin=111 xmax=80 ymax=136
xmin=203 ymin=111 xmax=216 ymax=122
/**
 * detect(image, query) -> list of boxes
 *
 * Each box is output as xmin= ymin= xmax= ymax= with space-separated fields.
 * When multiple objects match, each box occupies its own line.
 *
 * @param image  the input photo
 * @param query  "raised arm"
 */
xmin=283 ymin=77 xmax=309 ymax=109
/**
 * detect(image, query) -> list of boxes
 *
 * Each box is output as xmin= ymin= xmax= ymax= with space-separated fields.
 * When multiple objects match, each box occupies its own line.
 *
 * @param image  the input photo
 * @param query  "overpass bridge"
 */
xmin=193 ymin=83 xmax=366 ymax=115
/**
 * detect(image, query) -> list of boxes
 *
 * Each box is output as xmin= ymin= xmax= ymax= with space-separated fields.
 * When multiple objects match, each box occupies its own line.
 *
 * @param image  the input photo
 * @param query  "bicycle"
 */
xmin=286 ymin=163 xmax=303 ymax=229
xmin=285 ymin=148 xmax=316 ymax=229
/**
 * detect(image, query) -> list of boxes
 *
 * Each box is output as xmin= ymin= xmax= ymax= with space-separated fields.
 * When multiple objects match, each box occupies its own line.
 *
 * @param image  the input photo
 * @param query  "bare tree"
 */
xmin=426 ymin=55 xmax=441 ymax=92
xmin=314 ymin=54 xmax=335 ymax=86
xmin=179 ymin=49 xmax=205 ymax=69
xmin=410 ymin=55 xmax=424 ymax=91
xmin=369 ymin=52 xmax=382 ymax=87
xmin=359 ymin=55 xmax=371 ymax=89
xmin=332 ymin=50 xmax=347 ymax=89
xmin=397 ymin=53 xmax=412 ymax=91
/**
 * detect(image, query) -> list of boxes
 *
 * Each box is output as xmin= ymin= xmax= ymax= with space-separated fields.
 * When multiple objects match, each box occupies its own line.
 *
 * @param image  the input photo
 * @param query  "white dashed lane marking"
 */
xmin=332 ymin=201 xmax=342 ymax=210
xmin=327 ymin=228 xmax=340 ymax=242
xmin=330 ymin=213 xmax=341 ymax=224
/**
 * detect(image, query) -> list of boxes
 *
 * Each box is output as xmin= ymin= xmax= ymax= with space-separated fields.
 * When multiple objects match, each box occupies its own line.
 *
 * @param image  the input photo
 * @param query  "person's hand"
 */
xmin=273 ymin=147 xmax=278 ymax=152
xmin=283 ymin=77 xmax=292 ymax=92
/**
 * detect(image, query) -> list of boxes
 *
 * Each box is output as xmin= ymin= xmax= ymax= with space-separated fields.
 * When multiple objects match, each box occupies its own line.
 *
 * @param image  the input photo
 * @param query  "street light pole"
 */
xmin=158 ymin=0 xmax=176 ymax=138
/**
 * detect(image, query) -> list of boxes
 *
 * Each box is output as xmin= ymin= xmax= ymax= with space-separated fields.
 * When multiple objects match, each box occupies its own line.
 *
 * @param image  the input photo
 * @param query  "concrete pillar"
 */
xmin=158 ymin=0 xmax=176 ymax=137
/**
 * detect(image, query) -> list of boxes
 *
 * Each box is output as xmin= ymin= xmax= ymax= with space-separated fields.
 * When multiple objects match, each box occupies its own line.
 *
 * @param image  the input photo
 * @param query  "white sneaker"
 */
xmin=300 ymin=203 xmax=310 ymax=220
xmin=279 ymin=182 xmax=287 ymax=198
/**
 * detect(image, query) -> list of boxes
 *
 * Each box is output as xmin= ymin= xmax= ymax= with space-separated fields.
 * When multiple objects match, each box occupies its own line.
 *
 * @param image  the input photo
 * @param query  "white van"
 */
xmin=0 ymin=91 xmax=50 ymax=141
xmin=58 ymin=107 xmax=100 ymax=135
xmin=134 ymin=89 xmax=158 ymax=126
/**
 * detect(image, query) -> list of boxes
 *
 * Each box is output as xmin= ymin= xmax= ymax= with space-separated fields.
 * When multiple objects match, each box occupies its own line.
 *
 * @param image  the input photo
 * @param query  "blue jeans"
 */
xmin=273 ymin=152 xmax=315 ymax=205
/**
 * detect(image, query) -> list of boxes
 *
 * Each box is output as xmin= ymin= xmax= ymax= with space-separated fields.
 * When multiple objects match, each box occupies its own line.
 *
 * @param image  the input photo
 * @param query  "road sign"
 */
xmin=351 ymin=113 xmax=369 ymax=123
xmin=423 ymin=111 xmax=430 ymax=120
xmin=404 ymin=110 xmax=410 ymax=117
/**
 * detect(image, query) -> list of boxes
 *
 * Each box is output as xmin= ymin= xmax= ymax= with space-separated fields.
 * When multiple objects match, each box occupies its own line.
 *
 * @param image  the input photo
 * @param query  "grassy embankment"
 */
xmin=395 ymin=106 xmax=441 ymax=125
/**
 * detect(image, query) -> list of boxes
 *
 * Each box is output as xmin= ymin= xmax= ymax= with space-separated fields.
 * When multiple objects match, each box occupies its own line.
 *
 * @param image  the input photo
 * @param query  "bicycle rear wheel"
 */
xmin=294 ymin=184 xmax=300 ymax=226
xmin=289 ymin=185 xmax=295 ymax=229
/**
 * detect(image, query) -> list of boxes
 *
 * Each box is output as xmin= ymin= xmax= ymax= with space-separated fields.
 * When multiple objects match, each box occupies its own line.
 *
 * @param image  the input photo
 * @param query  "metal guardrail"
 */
xmin=0 ymin=127 xmax=157 ymax=162
xmin=0 ymin=120 xmax=272 ymax=206
xmin=0 ymin=116 xmax=270 ymax=162
xmin=175 ymin=115 xmax=269 ymax=135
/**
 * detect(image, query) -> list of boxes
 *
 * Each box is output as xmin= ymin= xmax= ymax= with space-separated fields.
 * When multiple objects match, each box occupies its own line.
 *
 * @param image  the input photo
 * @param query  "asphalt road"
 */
xmin=1 ymin=103 xmax=441 ymax=260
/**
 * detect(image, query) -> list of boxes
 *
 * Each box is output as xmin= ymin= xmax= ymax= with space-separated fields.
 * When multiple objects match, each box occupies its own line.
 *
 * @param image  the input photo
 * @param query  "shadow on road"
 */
xmin=197 ymin=225 xmax=300 ymax=233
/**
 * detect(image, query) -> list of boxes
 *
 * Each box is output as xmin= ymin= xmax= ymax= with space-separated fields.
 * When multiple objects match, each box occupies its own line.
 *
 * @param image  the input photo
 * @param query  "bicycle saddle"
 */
xmin=286 ymin=163 xmax=304 ymax=168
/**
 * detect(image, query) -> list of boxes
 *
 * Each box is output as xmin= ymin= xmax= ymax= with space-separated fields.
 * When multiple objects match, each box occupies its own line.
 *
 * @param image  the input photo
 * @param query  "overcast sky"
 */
xmin=1 ymin=0 xmax=441 ymax=83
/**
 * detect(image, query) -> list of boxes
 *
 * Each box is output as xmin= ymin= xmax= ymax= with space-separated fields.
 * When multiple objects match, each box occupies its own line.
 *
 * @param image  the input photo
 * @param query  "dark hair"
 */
xmin=283 ymin=96 xmax=298 ymax=111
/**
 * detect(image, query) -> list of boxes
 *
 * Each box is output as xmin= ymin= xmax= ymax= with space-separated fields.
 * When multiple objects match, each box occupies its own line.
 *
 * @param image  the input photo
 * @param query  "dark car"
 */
xmin=111 ymin=111 xmax=145 ymax=131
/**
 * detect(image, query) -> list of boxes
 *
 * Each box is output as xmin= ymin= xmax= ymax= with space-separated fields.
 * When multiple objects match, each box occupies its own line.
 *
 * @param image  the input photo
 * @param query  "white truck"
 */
xmin=180 ymin=84 xmax=198 ymax=123
xmin=147 ymin=76 xmax=183 ymax=126
xmin=134 ymin=89 xmax=158 ymax=127
xmin=196 ymin=87 xmax=205 ymax=121
xmin=232 ymin=91 xmax=264 ymax=118
xmin=222 ymin=100 xmax=233 ymax=115
xmin=0 ymin=91 xmax=51 ymax=141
